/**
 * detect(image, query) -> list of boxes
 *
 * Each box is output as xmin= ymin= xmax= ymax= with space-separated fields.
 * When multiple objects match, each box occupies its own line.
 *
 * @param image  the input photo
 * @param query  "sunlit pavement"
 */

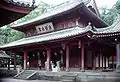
xmin=0 ymin=78 xmax=61 ymax=82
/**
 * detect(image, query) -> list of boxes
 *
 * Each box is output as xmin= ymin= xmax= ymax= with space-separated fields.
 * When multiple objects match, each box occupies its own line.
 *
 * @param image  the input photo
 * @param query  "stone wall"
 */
xmin=0 ymin=69 xmax=17 ymax=78
xmin=1 ymin=69 xmax=120 ymax=82
xmin=36 ymin=71 xmax=120 ymax=82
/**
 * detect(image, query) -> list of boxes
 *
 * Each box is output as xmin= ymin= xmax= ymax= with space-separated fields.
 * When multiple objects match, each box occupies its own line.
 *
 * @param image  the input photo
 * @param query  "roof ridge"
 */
xmin=47 ymin=1 xmax=70 ymax=12
xmin=11 ymin=1 xmax=84 ymax=28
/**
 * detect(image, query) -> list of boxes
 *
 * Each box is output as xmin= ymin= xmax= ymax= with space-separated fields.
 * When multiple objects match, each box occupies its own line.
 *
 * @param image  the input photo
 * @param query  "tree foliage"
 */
xmin=100 ymin=0 xmax=120 ymax=26
xmin=0 ymin=1 xmax=50 ymax=45
xmin=0 ymin=27 xmax=24 ymax=45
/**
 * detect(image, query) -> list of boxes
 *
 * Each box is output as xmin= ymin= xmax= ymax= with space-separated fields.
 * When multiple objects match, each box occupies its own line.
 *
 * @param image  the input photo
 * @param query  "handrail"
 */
xmin=26 ymin=71 xmax=37 ymax=79
xmin=14 ymin=70 xmax=24 ymax=78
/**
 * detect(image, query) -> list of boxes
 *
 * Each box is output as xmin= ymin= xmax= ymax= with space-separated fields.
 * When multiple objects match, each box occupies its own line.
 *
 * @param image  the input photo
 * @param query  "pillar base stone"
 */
xmin=116 ymin=64 xmax=120 ymax=72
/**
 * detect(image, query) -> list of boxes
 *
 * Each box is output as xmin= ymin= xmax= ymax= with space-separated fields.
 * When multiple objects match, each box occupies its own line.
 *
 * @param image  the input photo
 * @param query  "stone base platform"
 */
xmin=1 ymin=69 xmax=120 ymax=82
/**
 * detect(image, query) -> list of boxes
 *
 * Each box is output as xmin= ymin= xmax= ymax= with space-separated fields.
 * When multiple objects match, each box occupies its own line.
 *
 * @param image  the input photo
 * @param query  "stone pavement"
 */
xmin=0 ymin=78 xmax=61 ymax=82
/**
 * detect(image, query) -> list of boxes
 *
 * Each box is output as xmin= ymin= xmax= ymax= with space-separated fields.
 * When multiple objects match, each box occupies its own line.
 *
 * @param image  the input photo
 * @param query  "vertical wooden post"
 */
xmin=60 ymin=50 xmax=64 ymax=70
xmin=14 ymin=54 xmax=16 ymax=70
xmin=98 ymin=54 xmax=100 ymax=69
xmin=24 ymin=51 xmax=27 ymax=69
xmin=66 ymin=45 xmax=69 ymax=71
xmin=116 ymin=44 xmax=120 ymax=72
xmin=102 ymin=54 xmax=103 ymax=69
xmin=46 ymin=48 xmax=51 ymax=71
xmin=81 ymin=42 xmax=85 ymax=71
xmin=112 ymin=56 xmax=114 ymax=70
xmin=104 ymin=57 xmax=106 ymax=69
xmin=93 ymin=51 xmax=96 ymax=70
xmin=8 ymin=59 xmax=10 ymax=70
xmin=108 ymin=56 xmax=109 ymax=69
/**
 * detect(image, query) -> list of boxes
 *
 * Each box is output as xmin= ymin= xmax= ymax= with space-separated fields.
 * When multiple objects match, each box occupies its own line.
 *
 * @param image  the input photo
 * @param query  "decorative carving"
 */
xmin=56 ymin=20 xmax=76 ymax=30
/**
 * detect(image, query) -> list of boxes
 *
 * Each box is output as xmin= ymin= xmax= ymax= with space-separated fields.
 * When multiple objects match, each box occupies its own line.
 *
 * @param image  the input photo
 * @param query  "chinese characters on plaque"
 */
xmin=36 ymin=22 xmax=54 ymax=34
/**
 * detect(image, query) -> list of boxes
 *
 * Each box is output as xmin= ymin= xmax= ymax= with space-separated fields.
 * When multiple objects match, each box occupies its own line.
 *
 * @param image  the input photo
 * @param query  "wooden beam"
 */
xmin=0 ymin=3 xmax=31 ymax=14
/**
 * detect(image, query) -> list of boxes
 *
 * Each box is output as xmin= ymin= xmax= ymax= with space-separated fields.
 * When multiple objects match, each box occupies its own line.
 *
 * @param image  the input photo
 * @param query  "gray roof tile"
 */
xmin=0 ymin=51 xmax=10 ymax=58
xmin=11 ymin=0 xmax=90 ymax=28
xmin=0 ymin=27 xmax=90 ymax=48
xmin=93 ymin=14 xmax=120 ymax=37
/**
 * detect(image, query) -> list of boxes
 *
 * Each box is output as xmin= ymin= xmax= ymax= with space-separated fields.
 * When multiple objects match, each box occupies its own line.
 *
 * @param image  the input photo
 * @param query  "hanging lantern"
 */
xmin=115 ymin=38 xmax=117 ymax=42
xmin=33 ymin=54 xmax=35 ymax=57
xmin=43 ymin=51 xmax=46 ymax=57
xmin=60 ymin=50 xmax=63 ymax=54
xmin=61 ymin=43 xmax=66 ymax=50
xmin=37 ymin=52 xmax=40 ymax=56
xmin=78 ymin=40 xmax=81 ymax=48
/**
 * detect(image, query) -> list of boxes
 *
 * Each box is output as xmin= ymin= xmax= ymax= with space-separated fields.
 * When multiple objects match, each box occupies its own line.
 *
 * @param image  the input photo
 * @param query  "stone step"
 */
xmin=15 ymin=70 xmax=37 ymax=80
xmin=62 ymin=80 xmax=74 ymax=82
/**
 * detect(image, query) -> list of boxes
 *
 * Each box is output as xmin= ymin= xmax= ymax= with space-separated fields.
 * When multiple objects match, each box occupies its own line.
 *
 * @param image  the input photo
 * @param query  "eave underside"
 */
xmin=0 ymin=0 xmax=34 ymax=26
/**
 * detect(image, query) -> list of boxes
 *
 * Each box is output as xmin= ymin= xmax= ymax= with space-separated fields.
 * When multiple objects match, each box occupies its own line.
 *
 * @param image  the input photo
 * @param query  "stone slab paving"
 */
xmin=0 ymin=78 xmax=61 ymax=82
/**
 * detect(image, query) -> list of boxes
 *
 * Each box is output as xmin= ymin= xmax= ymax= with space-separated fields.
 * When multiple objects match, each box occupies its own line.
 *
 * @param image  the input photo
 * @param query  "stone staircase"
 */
xmin=38 ymin=71 xmax=77 ymax=82
xmin=14 ymin=70 xmax=37 ymax=80
xmin=61 ymin=73 xmax=77 ymax=82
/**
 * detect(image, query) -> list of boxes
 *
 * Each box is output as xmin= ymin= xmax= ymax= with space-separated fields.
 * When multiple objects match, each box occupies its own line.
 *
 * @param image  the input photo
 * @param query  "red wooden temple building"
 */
xmin=0 ymin=0 xmax=120 ymax=72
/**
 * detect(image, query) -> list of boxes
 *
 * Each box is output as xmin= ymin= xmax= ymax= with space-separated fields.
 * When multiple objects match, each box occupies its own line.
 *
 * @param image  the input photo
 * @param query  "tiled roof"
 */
xmin=0 ymin=26 xmax=91 ymax=49
xmin=4 ymin=0 xmax=35 ymax=8
xmin=11 ymin=0 xmax=90 ymax=28
xmin=0 ymin=51 xmax=10 ymax=58
xmin=93 ymin=14 xmax=120 ymax=37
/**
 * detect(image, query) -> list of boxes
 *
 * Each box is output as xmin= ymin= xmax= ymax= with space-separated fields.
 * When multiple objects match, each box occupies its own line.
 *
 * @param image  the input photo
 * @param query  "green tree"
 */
xmin=0 ymin=1 xmax=50 ymax=45
xmin=100 ymin=8 xmax=117 ymax=25
xmin=0 ymin=27 xmax=24 ymax=45
xmin=100 ymin=0 xmax=120 ymax=26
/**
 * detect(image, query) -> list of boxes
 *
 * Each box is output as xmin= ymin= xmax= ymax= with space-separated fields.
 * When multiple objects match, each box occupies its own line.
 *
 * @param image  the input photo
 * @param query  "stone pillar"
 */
xmin=66 ymin=45 xmax=69 ymax=71
xmin=14 ymin=54 xmax=16 ymax=70
xmin=46 ymin=48 xmax=51 ymax=71
xmin=116 ymin=44 xmax=120 ymax=72
xmin=81 ymin=42 xmax=85 ymax=71
xmin=24 ymin=51 xmax=27 ymax=69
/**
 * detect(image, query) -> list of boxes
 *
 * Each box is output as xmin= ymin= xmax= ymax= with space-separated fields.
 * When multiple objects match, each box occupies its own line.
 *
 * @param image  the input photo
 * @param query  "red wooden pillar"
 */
xmin=81 ymin=42 xmax=85 ymax=71
xmin=24 ymin=51 xmax=27 ymax=69
xmin=46 ymin=48 xmax=51 ymax=71
xmin=14 ymin=54 xmax=16 ymax=70
xmin=66 ymin=45 xmax=69 ymax=71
